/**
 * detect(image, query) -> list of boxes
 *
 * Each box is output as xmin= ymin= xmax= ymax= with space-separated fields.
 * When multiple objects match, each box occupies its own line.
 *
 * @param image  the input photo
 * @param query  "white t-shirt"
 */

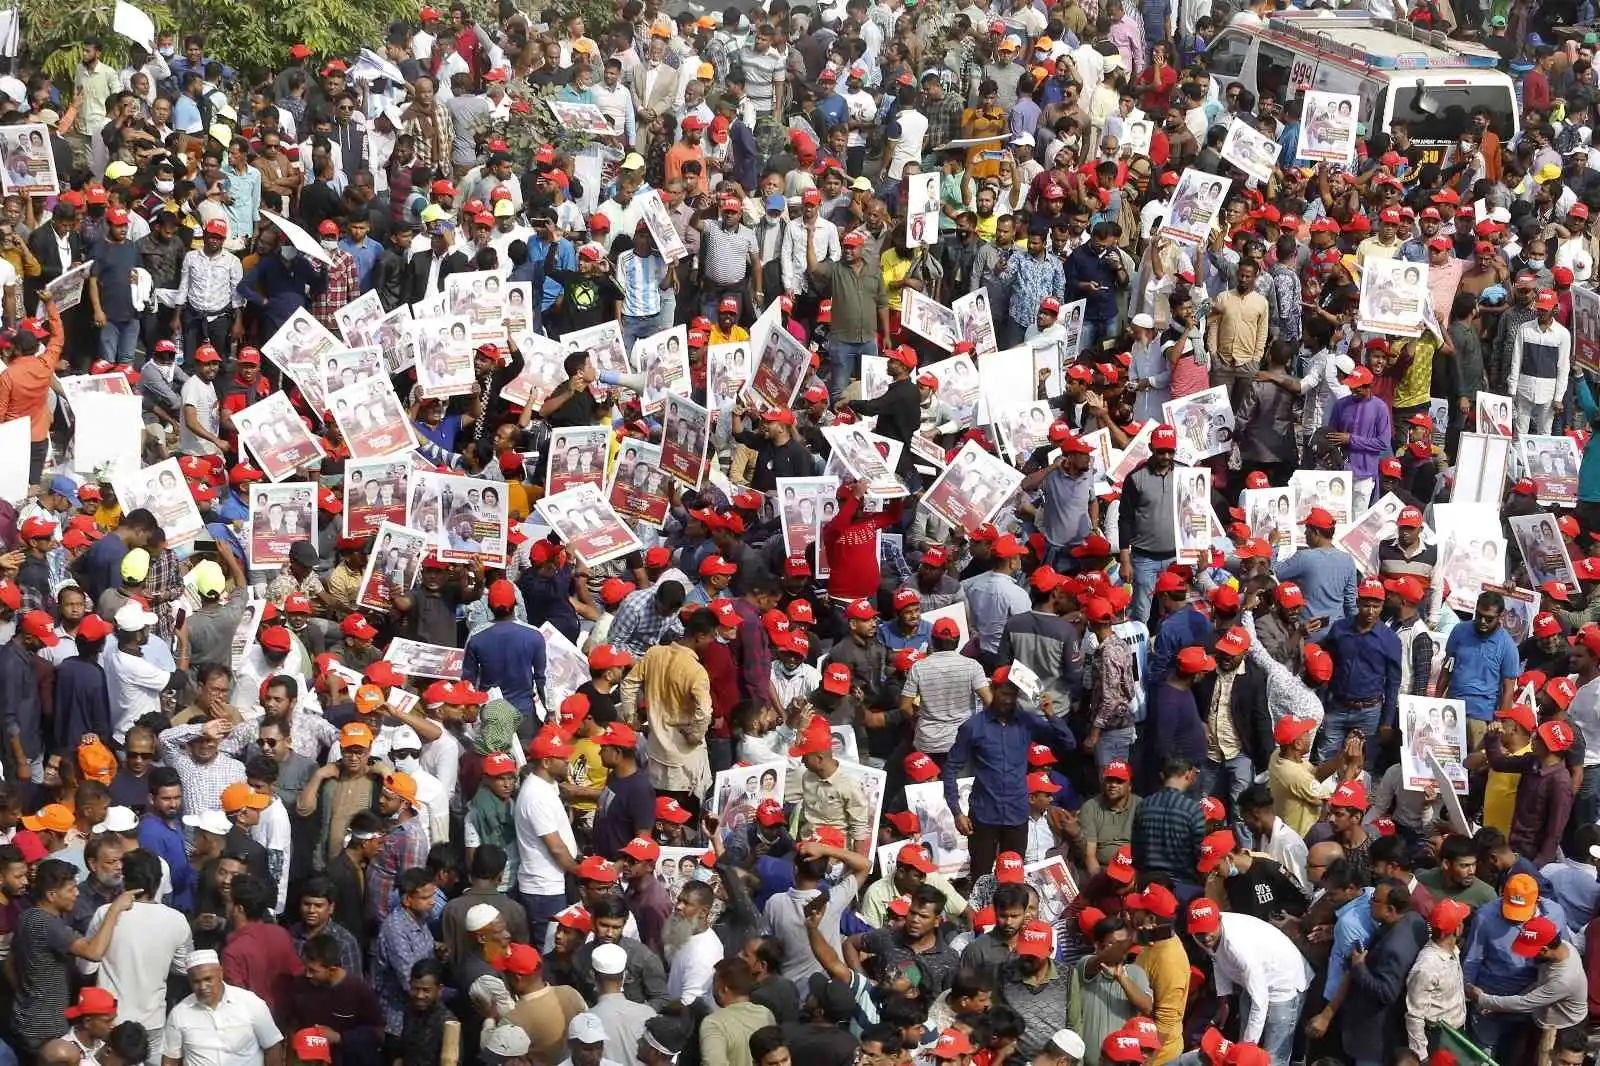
xmin=844 ymin=90 xmax=876 ymax=149
xmin=250 ymin=798 xmax=292 ymax=912
xmin=887 ymin=109 xmax=929 ymax=180
xmin=666 ymin=927 xmax=724 ymax=1004
xmin=179 ymin=374 xmax=220 ymax=455
xmin=515 ymin=773 xmax=576 ymax=895
xmin=81 ymin=900 xmax=194 ymax=1037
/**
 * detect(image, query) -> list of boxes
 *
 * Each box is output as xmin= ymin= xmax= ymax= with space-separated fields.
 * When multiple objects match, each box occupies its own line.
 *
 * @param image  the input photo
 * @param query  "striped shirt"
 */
xmin=701 ymin=223 xmax=760 ymax=289
xmin=737 ymin=46 xmax=786 ymax=114
xmin=903 ymin=650 xmax=987 ymax=754
xmin=617 ymin=249 xmax=667 ymax=318
xmin=178 ymin=249 xmax=243 ymax=314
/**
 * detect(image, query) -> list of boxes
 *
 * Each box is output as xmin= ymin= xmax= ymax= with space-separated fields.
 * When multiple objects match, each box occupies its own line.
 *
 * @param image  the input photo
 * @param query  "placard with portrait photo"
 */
xmin=113 ymin=457 xmax=205 ymax=545
xmin=535 ymin=483 xmax=644 ymax=568
xmin=246 ymin=482 xmax=316 ymax=569
xmin=329 ymin=375 xmax=417 ymax=461
xmin=411 ymin=315 xmax=477 ymax=399
xmin=357 ymin=521 xmax=429 ymax=612
xmin=343 ymin=455 xmax=412 ymax=538
xmin=607 ymin=440 xmax=673 ymax=527
xmin=546 ymin=425 xmax=611 ymax=497
xmin=661 ymin=393 xmax=711 ymax=490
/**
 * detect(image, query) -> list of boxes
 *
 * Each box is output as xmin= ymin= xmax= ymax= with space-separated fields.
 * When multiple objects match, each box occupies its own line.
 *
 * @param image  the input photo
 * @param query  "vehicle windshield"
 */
xmin=1386 ymin=81 xmax=1516 ymax=142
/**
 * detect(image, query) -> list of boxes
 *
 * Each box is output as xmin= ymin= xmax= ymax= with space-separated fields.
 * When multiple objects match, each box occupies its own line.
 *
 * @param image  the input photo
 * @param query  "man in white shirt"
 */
xmin=1187 ymin=899 xmax=1311 ymax=1062
xmin=79 ymin=848 xmax=192 ymax=1063
xmin=781 ymin=189 xmax=840 ymax=297
xmin=1238 ymin=784 xmax=1310 ymax=892
xmin=161 ymin=950 xmax=283 ymax=1066
xmin=514 ymin=730 xmax=581 ymax=939
xmin=664 ymin=881 xmax=723 ymax=1005
xmin=179 ymin=346 xmax=226 ymax=455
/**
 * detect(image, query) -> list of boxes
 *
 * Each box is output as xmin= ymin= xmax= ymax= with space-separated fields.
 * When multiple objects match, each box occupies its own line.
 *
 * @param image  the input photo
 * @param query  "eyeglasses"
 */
xmin=259 ymin=738 xmax=280 ymax=748
xmin=125 ymin=749 xmax=155 ymax=760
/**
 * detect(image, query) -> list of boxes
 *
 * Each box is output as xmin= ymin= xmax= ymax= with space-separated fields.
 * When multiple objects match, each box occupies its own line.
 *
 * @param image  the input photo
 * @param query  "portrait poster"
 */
xmin=1060 ymin=300 xmax=1087 ymax=359
xmin=1023 ymin=855 xmax=1079 ymax=928
xmin=540 ymin=623 xmax=593 ymax=717
xmin=1242 ymin=486 xmax=1297 ymax=561
xmin=1573 ymin=283 xmax=1600 ymax=373
xmin=635 ymin=188 xmax=687 ymax=263
xmin=372 ymin=304 xmax=416 ymax=374
xmin=384 ymin=638 xmax=466 ymax=680
xmin=1399 ymin=695 xmax=1469 ymax=794
xmin=921 ymin=440 xmax=1023 ymax=534
xmin=71 ymin=393 xmax=141 ymax=478
xmin=859 ymin=355 xmax=891 ymax=402
xmin=445 ymin=270 xmax=508 ymax=348
xmin=430 ymin=473 xmax=509 ymax=566
xmin=44 ymin=262 xmax=91 ymax=313
xmin=1162 ymin=386 xmax=1234 ymax=466
xmin=905 ymin=171 xmax=939 ymax=247
xmin=334 ymin=289 xmax=385 ymax=347
xmin=1032 ymin=340 xmax=1064 ymax=399
xmin=1487 ymin=583 xmax=1539 ymax=648
xmin=246 ymin=482 xmax=316 ymax=569
xmin=707 ymin=341 xmax=752 ymax=413
xmin=832 ymin=759 xmax=886 ymax=857
xmin=661 ymin=393 xmax=711 ymax=490
xmin=358 ymin=521 xmax=429 ymax=612
xmin=953 ymin=289 xmax=999 ymax=357
xmin=1519 ymin=434 xmax=1581 ymax=506
xmin=1122 ymin=118 xmax=1154 ymax=159
xmin=60 ymin=372 xmax=134 ymax=415
xmin=909 ymin=432 xmax=948 ymax=474
xmin=546 ymin=425 xmax=611 ymax=497
xmin=822 ymin=425 xmax=906 ymax=498
xmin=979 ymin=345 xmax=1036 ymax=429
xmin=561 ymin=321 xmax=630 ymax=389
xmin=607 ymin=440 xmax=674 ymax=527
xmin=1081 ymin=427 xmax=1114 ymax=482
xmin=997 ymin=402 xmax=1055 ymax=461
xmin=1220 ymin=118 xmax=1281 ymax=184
xmin=1335 ymin=491 xmax=1406 ymax=574
xmin=501 ymin=331 xmax=567 ymax=410
xmin=545 ymin=99 xmax=615 ymax=135
xmin=112 ymin=457 xmax=204 ymax=545
xmin=924 ymin=353 xmax=982 ymax=429
xmin=775 ymin=476 xmax=840 ymax=560
xmin=1108 ymin=421 xmax=1156 ymax=484
xmin=1357 ymin=258 xmax=1428 ymax=337
xmin=229 ymin=596 xmax=266 ymax=673
xmin=901 ymin=289 xmax=959 ymax=352
xmin=1297 ymin=91 xmax=1360 ymax=164
xmin=535 ymin=483 xmax=644 ymax=568
xmin=502 ymin=281 xmax=535 ymax=339
xmin=319 ymin=346 xmax=384 ymax=397
xmin=1508 ymin=512 xmax=1581 ymax=597
xmin=710 ymin=764 xmax=787 ymax=832
xmin=1161 ymin=168 xmax=1230 ymax=246
xmin=1171 ymin=466 xmax=1213 ymax=564
xmin=632 ymin=323 xmax=691 ymax=415
xmin=1466 ymin=372 xmax=1506 ymax=444
xmin=1428 ymin=398 xmax=1449 ymax=449
xmin=261 ymin=308 xmax=338 ymax=411
xmin=343 ymin=455 xmax=411 ymax=537
xmin=411 ymin=316 xmax=476 ymax=398
xmin=0 ymin=123 xmax=56 ymax=197
xmin=1435 ymin=502 xmax=1505 ymax=613
xmin=328 ymin=375 xmax=417 ymax=460
xmin=1289 ymin=470 xmax=1354 ymax=545
xmin=905 ymin=780 xmax=975 ymax=878
xmin=743 ymin=320 xmax=810 ymax=413
xmin=1454 ymin=431 xmax=1512 ymax=504
xmin=234 ymin=392 xmax=327 ymax=483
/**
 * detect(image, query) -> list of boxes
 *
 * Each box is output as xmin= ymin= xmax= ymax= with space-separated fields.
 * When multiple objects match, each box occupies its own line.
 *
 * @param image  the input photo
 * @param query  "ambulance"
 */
xmin=1204 ymin=10 xmax=1520 ymax=167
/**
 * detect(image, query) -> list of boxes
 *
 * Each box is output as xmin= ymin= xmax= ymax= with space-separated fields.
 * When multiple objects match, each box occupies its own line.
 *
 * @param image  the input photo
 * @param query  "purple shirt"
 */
xmin=1327 ymin=394 xmax=1393 ymax=484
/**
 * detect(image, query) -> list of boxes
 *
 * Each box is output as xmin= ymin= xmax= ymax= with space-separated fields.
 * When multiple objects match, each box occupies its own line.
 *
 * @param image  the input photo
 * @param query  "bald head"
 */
xmin=39 ymin=1040 xmax=82 ymax=1066
xmin=1308 ymin=841 xmax=1345 ymax=881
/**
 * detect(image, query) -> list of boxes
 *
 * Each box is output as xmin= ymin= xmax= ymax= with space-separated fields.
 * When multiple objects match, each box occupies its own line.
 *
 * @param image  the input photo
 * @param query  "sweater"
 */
xmin=820 ymin=494 xmax=903 ymax=601
xmin=1326 ymin=393 xmax=1393 ymax=484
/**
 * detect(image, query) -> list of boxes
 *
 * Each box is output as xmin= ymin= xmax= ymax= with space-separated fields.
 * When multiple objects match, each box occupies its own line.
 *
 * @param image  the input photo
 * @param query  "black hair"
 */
xmin=230 ymin=874 xmax=274 ymax=920
xmin=470 ymin=843 xmax=508 ymax=882
xmin=399 ymin=867 xmax=435 ymax=896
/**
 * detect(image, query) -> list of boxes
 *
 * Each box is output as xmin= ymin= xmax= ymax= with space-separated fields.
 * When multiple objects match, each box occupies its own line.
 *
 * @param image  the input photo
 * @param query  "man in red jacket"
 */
xmin=821 ymin=480 xmax=904 ymax=607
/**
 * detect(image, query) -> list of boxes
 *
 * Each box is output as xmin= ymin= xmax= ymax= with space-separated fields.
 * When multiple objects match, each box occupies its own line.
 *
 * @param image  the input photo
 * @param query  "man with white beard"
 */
xmin=664 ymin=881 xmax=723 ymax=1005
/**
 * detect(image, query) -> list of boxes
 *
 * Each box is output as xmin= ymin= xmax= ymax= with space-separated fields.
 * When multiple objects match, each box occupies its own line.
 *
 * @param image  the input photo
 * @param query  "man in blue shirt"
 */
xmin=1310 ymin=575 xmax=1401 ymax=767
xmin=339 ymin=217 xmax=383 ymax=291
xmin=1437 ymin=589 xmax=1522 ymax=750
xmin=1274 ymin=507 xmax=1357 ymax=627
xmin=462 ymin=580 xmax=548 ymax=722
xmin=1146 ymin=569 xmax=1209 ymax=687
xmin=1462 ymin=872 xmax=1568 ymax=1058
xmin=1061 ymin=223 xmax=1126 ymax=353
xmin=940 ymin=665 xmax=1075 ymax=882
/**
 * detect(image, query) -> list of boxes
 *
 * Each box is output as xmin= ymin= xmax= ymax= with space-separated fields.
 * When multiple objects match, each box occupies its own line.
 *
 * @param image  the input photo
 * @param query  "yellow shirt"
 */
xmin=975 ymin=213 xmax=998 ymax=243
xmin=566 ymin=735 xmax=607 ymax=812
xmin=94 ymin=503 xmax=122 ymax=532
xmin=1482 ymin=740 xmax=1532 ymax=834
xmin=504 ymin=479 xmax=531 ymax=522
xmin=710 ymin=325 xmax=750 ymax=345
xmin=881 ymin=248 xmax=914 ymax=313
xmin=1393 ymin=335 xmax=1435 ymax=410
xmin=1268 ymin=750 xmax=1333 ymax=837
xmin=1136 ymin=935 xmax=1191 ymax=1066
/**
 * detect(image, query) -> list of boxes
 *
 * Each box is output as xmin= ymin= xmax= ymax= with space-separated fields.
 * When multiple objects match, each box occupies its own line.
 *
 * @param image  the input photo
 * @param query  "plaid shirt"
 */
xmin=924 ymin=95 xmax=965 ymax=155
xmin=157 ymin=723 xmax=248 ymax=814
xmin=311 ymin=249 xmax=360 ymax=333
xmin=1129 ymin=786 xmax=1206 ymax=881
xmin=148 ymin=548 xmax=182 ymax=644
xmin=367 ymin=818 xmax=430 ymax=922
xmin=608 ymin=587 xmax=685 ymax=656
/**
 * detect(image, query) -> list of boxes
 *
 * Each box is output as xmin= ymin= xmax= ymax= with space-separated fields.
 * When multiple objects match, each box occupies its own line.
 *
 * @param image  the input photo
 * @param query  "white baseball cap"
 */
xmin=1011 ymin=132 xmax=1035 ymax=147
xmin=114 ymin=602 xmax=159 ymax=632
xmin=182 ymin=810 xmax=232 ymax=836
xmin=568 ymin=1014 xmax=607 ymax=1045
xmin=92 ymin=806 xmax=139 ymax=835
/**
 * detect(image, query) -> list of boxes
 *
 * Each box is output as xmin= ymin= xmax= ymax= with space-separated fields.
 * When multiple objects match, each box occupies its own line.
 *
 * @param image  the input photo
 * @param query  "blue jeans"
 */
xmin=519 ymin=890 xmax=568 ymax=951
xmin=1198 ymin=754 xmax=1254 ymax=832
xmin=1081 ymin=317 xmax=1113 ymax=355
xmin=1095 ymin=725 xmax=1136 ymax=769
xmin=826 ymin=337 xmax=878 ymax=398
xmin=1129 ymin=553 xmax=1170 ymax=625
xmin=1316 ymin=700 xmax=1381 ymax=764
xmin=1244 ymin=989 xmax=1304 ymax=1066
xmin=620 ymin=310 xmax=666 ymax=355
xmin=100 ymin=319 xmax=139 ymax=364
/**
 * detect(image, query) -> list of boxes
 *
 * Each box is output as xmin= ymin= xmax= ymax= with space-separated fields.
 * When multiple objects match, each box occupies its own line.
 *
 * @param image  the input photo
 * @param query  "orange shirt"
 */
xmin=665 ymin=143 xmax=707 ymax=196
xmin=0 ymin=301 xmax=62 ymax=441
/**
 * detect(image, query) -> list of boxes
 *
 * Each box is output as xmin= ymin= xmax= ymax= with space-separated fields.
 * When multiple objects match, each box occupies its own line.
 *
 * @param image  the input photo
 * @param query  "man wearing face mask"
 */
xmin=1197 ymin=829 xmax=1307 ymax=922
xmin=236 ymin=227 xmax=322 ymax=344
xmin=310 ymin=220 xmax=360 ymax=332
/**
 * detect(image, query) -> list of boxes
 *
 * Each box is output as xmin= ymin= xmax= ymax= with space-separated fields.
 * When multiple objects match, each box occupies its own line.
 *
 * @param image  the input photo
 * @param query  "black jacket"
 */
xmin=1191 ymin=658 xmax=1274 ymax=767
xmin=1341 ymin=911 xmax=1428 ymax=1062
xmin=404 ymin=248 xmax=470 ymax=305
xmin=372 ymin=248 xmax=409 ymax=311
xmin=849 ymin=377 xmax=920 ymax=472
xmin=735 ymin=427 xmax=818 ymax=492
xmin=26 ymin=224 xmax=85 ymax=303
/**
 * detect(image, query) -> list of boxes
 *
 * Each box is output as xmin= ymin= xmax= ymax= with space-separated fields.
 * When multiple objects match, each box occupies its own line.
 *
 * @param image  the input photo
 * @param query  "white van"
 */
xmin=1204 ymin=10 xmax=1520 ymax=167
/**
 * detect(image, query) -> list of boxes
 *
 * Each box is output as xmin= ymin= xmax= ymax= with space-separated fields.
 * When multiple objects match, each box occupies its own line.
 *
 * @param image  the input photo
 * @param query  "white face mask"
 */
xmin=319 ymin=238 xmax=338 ymax=251
xmin=155 ymin=179 xmax=174 ymax=194
xmin=280 ymin=245 xmax=297 ymax=262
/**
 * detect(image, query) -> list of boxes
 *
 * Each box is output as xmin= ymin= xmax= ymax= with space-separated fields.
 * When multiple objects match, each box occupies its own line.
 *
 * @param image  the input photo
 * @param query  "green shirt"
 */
xmin=1078 ymin=794 xmax=1141 ymax=866
xmin=816 ymin=259 xmax=887 ymax=344
xmin=1416 ymin=867 xmax=1498 ymax=909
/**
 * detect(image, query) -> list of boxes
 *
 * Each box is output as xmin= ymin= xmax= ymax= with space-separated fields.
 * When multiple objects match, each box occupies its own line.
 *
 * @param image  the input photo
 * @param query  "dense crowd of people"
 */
xmin=0 ymin=3 xmax=1595 ymax=1066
